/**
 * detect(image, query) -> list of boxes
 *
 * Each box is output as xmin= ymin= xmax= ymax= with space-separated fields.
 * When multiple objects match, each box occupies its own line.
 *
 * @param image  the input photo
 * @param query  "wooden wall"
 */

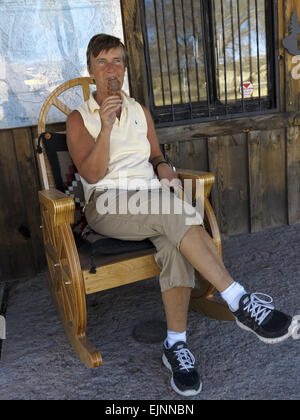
xmin=0 ymin=0 xmax=300 ymax=279
xmin=160 ymin=115 xmax=300 ymax=236
xmin=0 ymin=127 xmax=45 ymax=280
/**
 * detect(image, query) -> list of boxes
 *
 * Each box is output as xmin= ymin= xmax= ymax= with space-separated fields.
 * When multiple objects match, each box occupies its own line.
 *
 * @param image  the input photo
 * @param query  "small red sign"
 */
xmin=240 ymin=81 xmax=254 ymax=98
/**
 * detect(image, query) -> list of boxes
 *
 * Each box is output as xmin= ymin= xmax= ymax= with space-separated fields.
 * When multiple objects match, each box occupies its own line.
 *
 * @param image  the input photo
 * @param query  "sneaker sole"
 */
xmin=162 ymin=353 xmax=203 ymax=397
xmin=235 ymin=316 xmax=298 ymax=344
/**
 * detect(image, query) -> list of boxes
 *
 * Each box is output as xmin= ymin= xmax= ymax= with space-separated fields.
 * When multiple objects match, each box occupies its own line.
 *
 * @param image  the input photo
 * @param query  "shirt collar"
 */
xmin=87 ymin=90 xmax=134 ymax=113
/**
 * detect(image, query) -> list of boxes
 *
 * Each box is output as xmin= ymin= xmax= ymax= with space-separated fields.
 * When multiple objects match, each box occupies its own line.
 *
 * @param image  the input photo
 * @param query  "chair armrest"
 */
xmin=176 ymin=168 xmax=215 ymax=198
xmin=38 ymin=188 xmax=75 ymax=227
xmin=177 ymin=169 xmax=221 ymax=255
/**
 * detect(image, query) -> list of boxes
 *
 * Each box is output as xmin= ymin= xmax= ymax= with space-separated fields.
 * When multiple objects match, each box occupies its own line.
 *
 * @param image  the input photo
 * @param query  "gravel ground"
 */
xmin=0 ymin=224 xmax=300 ymax=400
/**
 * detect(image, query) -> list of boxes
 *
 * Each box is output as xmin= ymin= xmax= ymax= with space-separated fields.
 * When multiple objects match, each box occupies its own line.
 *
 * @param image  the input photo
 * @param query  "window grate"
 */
xmin=140 ymin=0 xmax=279 ymax=126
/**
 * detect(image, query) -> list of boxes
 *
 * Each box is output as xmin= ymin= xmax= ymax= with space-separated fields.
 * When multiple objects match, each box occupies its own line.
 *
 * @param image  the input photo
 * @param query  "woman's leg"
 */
xmin=179 ymin=225 xmax=234 ymax=293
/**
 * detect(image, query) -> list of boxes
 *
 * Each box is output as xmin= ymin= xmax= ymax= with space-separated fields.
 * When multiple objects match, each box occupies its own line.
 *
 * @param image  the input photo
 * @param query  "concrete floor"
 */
xmin=0 ymin=223 xmax=300 ymax=400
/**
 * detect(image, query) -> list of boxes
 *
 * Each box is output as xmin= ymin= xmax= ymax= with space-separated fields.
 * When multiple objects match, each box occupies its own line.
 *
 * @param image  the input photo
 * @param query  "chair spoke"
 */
xmin=52 ymin=97 xmax=72 ymax=116
xmin=61 ymin=263 xmax=75 ymax=322
xmin=43 ymin=210 xmax=55 ymax=247
xmin=81 ymin=80 xmax=92 ymax=101
xmin=57 ymin=235 xmax=63 ymax=260
xmin=61 ymin=262 xmax=72 ymax=286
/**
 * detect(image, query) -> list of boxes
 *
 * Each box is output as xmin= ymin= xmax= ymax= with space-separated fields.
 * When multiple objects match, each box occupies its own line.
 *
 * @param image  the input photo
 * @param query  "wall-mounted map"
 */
xmin=0 ymin=0 xmax=127 ymax=129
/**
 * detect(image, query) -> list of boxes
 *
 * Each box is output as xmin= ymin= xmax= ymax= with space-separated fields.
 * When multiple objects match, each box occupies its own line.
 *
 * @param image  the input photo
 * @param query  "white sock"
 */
xmin=221 ymin=282 xmax=247 ymax=312
xmin=165 ymin=330 xmax=187 ymax=348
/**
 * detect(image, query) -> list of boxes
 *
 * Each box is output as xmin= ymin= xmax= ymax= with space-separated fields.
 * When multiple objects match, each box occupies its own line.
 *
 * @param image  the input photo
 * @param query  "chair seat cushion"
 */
xmin=37 ymin=131 xmax=157 ymax=267
xmin=79 ymin=226 xmax=154 ymax=254
xmin=77 ymin=230 xmax=155 ymax=274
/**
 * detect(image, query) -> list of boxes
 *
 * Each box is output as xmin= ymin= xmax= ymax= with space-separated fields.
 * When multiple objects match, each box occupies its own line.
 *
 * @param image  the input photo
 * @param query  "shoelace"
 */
xmin=244 ymin=293 xmax=275 ymax=325
xmin=174 ymin=348 xmax=195 ymax=372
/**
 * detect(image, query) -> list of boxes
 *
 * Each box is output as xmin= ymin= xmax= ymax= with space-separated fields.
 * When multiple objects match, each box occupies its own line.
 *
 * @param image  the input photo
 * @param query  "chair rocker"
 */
xmin=36 ymin=77 xmax=233 ymax=368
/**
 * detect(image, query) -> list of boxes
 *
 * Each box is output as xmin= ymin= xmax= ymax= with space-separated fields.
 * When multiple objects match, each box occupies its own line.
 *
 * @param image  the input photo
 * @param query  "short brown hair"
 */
xmin=86 ymin=34 xmax=127 ymax=71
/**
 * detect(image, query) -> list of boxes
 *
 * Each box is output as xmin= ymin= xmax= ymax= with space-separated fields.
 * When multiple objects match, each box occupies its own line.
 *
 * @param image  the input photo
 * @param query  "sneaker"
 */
xmin=233 ymin=293 xmax=294 ymax=344
xmin=162 ymin=341 xmax=202 ymax=396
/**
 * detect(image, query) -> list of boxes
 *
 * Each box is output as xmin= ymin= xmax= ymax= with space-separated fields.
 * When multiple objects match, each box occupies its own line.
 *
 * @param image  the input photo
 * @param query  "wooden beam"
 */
xmin=156 ymin=111 xmax=300 ymax=144
xmin=277 ymin=0 xmax=286 ymax=112
xmin=0 ymin=130 xmax=36 ymax=278
xmin=286 ymin=126 xmax=300 ymax=225
xmin=121 ymin=0 xmax=149 ymax=107
xmin=283 ymin=0 xmax=300 ymax=112
xmin=83 ymin=253 xmax=160 ymax=294
xmin=248 ymin=129 xmax=287 ymax=232
xmin=13 ymin=127 xmax=46 ymax=273
xmin=208 ymin=134 xmax=250 ymax=236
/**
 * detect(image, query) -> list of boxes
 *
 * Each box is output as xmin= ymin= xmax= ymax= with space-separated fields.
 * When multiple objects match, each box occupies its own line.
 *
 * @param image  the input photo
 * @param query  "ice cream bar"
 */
xmin=107 ymin=79 xmax=121 ymax=97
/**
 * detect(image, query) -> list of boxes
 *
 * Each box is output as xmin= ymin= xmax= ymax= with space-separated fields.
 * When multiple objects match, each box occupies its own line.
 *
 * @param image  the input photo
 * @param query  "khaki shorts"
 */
xmin=84 ymin=188 xmax=203 ymax=293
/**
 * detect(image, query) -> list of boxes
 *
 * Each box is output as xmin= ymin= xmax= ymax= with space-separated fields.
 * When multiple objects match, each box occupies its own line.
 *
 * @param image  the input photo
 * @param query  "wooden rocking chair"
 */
xmin=36 ymin=77 xmax=233 ymax=368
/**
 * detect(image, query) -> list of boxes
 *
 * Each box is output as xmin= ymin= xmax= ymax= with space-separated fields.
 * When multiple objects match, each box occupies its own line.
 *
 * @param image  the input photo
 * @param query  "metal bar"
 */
xmin=213 ymin=0 xmax=220 ymax=100
xmin=180 ymin=0 xmax=193 ymax=118
xmin=153 ymin=0 xmax=166 ymax=106
xmin=247 ymin=0 xmax=253 ymax=84
xmin=210 ymin=0 xmax=219 ymax=104
xmin=254 ymin=0 xmax=261 ymax=109
xmin=190 ymin=0 xmax=201 ymax=102
xmin=220 ymin=0 xmax=228 ymax=111
xmin=140 ymin=0 xmax=156 ymax=111
xmin=265 ymin=0 xmax=278 ymax=109
xmin=200 ymin=0 xmax=212 ymax=117
xmin=154 ymin=106 xmax=279 ymax=128
xmin=236 ymin=0 xmax=245 ymax=112
xmin=161 ymin=0 xmax=175 ymax=120
xmin=230 ymin=0 xmax=238 ymax=100
xmin=272 ymin=0 xmax=280 ymax=111
xmin=172 ymin=0 xmax=183 ymax=104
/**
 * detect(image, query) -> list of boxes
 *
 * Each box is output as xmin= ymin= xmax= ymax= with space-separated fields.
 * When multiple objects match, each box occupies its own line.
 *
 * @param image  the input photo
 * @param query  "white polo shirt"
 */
xmin=76 ymin=91 xmax=161 ymax=202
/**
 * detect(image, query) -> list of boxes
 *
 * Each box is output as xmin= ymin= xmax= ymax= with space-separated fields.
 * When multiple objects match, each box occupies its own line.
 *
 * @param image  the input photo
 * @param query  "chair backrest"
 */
xmin=37 ymin=77 xmax=95 ymax=190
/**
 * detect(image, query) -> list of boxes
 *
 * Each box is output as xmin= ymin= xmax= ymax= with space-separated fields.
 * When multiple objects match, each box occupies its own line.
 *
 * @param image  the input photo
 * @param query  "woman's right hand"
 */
xmin=99 ymin=96 xmax=122 ymax=132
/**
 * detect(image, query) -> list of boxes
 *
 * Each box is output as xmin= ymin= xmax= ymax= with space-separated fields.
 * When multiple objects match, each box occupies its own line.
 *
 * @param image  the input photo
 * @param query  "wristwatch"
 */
xmin=154 ymin=160 xmax=172 ymax=174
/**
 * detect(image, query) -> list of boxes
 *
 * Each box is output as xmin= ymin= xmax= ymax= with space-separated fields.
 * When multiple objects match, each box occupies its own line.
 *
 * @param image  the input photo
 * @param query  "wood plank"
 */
xmin=0 ymin=130 xmax=35 ymax=278
xmin=261 ymin=130 xmax=287 ymax=228
xmin=13 ymin=127 xmax=46 ymax=273
xmin=277 ymin=0 xmax=286 ymax=112
xmin=283 ymin=0 xmax=300 ymax=112
xmin=178 ymin=139 xmax=209 ymax=172
xmin=163 ymin=142 xmax=178 ymax=167
xmin=286 ymin=126 xmax=300 ymax=224
xmin=248 ymin=129 xmax=287 ymax=232
xmin=208 ymin=134 xmax=250 ymax=236
xmin=83 ymin=254 xmax=161 ymax=294
xmin=163 ymin=138 xmax=208 ymax=172
xmin=121 ymin=0 xmax=149 ymax=107
xmin=156 ymin=112 xmax=299 ymax=144
xmin=247 ymin=132 xmax=263 ymax=232
xmin=207 ymin=137 xmax=223 ymax=234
